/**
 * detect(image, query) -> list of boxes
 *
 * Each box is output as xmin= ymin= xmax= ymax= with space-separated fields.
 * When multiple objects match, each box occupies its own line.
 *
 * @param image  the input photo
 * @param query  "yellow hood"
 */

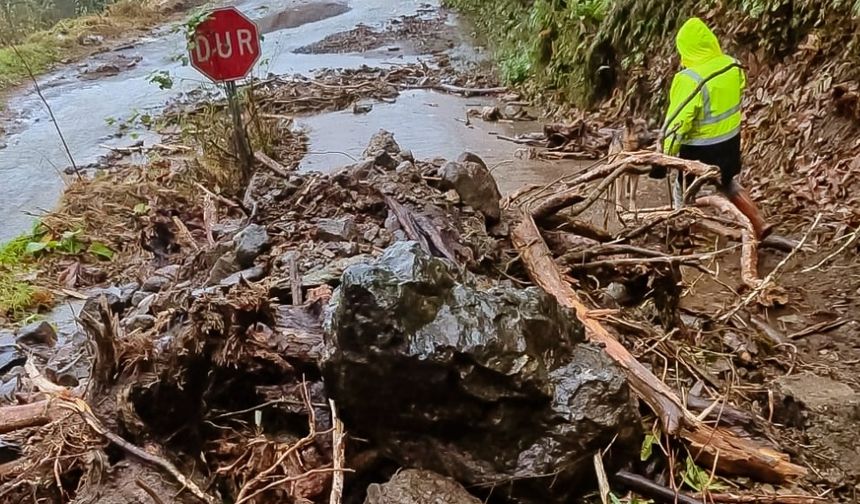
xmin=676 ymin=17 xmax=722 ymax=68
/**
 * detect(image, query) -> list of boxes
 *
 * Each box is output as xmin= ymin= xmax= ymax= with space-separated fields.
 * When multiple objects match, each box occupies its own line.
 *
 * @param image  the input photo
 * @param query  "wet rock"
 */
xmin=365 ymin=469 xmax=481 ymax=504
xmin=142 ymin=265 xmax=180 ymax=292
xmin=118 ymin=282 xmax=140 ymax=305
xmin=302 ymin=255 xmax=373 ymax=287
xmin=479 ymin=106 xmax=500 ymax=121
xmin=323 ymin=242 xmax=638 ymax=502
xmin=0 ymin=332 xmax=24 ymax=374
xmin=0 ymin=142 xmax=7 ymax=150
xmin=344 ymin=159 xmax=375 ymax=178
xmin=220 ymin=266 xmax=266 ymax=287
xmin=362 ymin=224 xmax=381 ymax=243
xmin=362 ymin=130 xmax=401 ymax=160
xmin=16 ymin=321 xmax=57 ymax=348
xmin=124 ymin=314 xmax=157 ymax=332
xmin=395 ymin=161 xmax=415 ymax=173
xmin=440 ymin=154 xmax=502 ymax=221
xmin=502 ymin=103 xmax=525 ymax=119
xmin=316 ymin=217 xmax=357 ymax=242
xmin=399 ymin=149 xmax=414 ymax=162
xmin=211 ymin=221 xmax=245 ymax=241
xmin=353 ymin=103 xmax=373 ymax=114
xmin=234 ymin=224 xmax=270 ymax=268
xmin=131 ymin=291 xmax=151 ymax=308
xmin=207 ymin=251 xmax=241 ymax=285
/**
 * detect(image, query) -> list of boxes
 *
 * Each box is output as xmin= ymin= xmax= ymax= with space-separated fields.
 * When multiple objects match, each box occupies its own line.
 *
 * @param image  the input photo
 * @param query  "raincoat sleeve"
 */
xmin=662 ymin=72 xmax=701 ymax=155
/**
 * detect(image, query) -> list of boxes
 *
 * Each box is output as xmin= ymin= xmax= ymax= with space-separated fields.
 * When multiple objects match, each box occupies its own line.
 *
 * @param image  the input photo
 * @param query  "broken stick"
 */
xmin=511 ymin=212 xmax=806 ymax=482
xmin=254 ymin=151 xmax=290 ymax=177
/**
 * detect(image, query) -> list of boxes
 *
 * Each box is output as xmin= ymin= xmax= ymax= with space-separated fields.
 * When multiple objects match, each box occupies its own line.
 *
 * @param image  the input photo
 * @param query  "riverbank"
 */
xmin=0 ymin=0 xmax=204 ymax=97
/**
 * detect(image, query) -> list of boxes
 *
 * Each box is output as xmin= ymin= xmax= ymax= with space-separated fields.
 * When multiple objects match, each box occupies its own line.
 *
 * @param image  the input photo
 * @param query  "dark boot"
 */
xmin=727 ymin=187 xmax=771 ymax=240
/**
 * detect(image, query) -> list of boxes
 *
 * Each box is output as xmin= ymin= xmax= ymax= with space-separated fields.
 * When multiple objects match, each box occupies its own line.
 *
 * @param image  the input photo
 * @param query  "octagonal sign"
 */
xmin=189 ymin=7 xmax=261 ymax=83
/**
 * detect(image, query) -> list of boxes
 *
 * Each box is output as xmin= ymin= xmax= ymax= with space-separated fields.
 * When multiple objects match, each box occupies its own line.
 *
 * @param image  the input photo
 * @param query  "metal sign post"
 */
xmin=188 ymin=7 xmax=261 ymax=179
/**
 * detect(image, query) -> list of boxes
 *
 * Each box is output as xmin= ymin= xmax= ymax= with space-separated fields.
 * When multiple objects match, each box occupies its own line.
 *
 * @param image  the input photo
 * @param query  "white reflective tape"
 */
xmin=700 ymin=104 xmax=741 ymax=125
xmin=681 ymin=127 xmax=740 ymax=146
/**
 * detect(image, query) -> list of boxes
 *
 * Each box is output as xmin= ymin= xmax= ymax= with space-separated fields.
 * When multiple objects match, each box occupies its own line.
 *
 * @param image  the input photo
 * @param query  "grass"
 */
xmin=0 ymin=0 xmax=164 ymax=92
xmin=0 ymin=232 xmax=41 ymax=322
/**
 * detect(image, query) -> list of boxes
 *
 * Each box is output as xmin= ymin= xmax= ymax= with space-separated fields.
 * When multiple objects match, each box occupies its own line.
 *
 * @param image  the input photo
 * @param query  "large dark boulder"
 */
xmin=322 ymin=242 xmax=638 ymax=502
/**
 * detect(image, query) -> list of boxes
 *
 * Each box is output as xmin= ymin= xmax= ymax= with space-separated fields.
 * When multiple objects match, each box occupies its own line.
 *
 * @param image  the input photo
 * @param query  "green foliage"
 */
xmin=0 ymin=39 xmax=58 ymax=89
xmin=610 ymin=493 xmax=654 ymax=504
xmin=680 ymin=454 xmax=729 ymax=492
xmin=447 ymin=0 xmax=860 ymax=109
xmin=148 ymin=70 xmax=174 ymax=90
xmin=639 ymin=432 xmax=658 ymax=461
xmin=0 ymin=271 xmax=36 ymax=318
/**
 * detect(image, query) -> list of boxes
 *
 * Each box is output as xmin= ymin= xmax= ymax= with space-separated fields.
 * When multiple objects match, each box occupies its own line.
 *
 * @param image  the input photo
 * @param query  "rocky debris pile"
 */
xmin=294 ymin=11 xmax=456 ymax=56
xmin=0 ymin=132 xmax=820 ymax=503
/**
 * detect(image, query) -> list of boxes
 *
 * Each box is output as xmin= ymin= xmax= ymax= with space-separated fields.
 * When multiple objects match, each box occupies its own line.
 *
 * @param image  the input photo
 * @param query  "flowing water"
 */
xmin=0 ymin=0 xmax=575 ymax=243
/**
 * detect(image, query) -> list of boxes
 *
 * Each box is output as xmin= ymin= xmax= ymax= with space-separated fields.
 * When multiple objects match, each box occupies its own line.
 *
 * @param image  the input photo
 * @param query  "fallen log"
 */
xmin=0 ymin=400 xmax=62 ymax=435
xmin=511 ymin=212 xmax=806 ymax=483
xmin=697 ymin=195 xmax=760 ymax=288
xmin=530 ymin=151 xmax=720 ymax=220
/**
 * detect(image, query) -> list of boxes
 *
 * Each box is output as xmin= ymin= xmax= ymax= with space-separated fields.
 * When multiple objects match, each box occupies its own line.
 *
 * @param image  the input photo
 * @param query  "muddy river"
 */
xmin=0 ymin=0 xmax=572 ymax=243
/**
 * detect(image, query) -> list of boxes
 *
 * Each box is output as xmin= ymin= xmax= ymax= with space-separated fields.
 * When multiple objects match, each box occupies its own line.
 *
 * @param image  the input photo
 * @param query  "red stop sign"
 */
xmin=189 ymin=7 xmax=261 ymax=82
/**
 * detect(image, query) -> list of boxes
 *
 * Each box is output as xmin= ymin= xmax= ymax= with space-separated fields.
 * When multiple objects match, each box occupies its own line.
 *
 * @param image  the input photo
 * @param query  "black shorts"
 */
xmin=678 ymin=133 xmax=741 ymax=191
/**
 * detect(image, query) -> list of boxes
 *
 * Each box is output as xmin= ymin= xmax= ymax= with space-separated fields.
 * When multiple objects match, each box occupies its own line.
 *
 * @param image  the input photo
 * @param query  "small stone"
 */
xmin=362 ymin=130 xmax=401 ymax=159
xmin=395 ymin=161 xmax=414 ymax=173
xmin=316 ymin=217 xmax=356 ymax=242
xmin=142 ymin=265 xmax=179 ymax=292
xmin=480 ymin=105 xmax=500 ymax=121
xmin=219 ymin=266 xmax=266 ymax=287
xmin=362 ymin=225 xmax=380 ymax=243
xmin=0 ymin=142 xmax=7 ymax=150
xmin=131 ymin=291 xmax=150 ymax=307
xmin=353 ymin=103 xmax=373 ymax=114
xmin=16 ymin=321 xmax=57 ymax=347
xmin=0 ymin=331 xmax=24 ymax=374
xmin=502 ymin=103 xmax=524 ymax=119
xmin=373 ymin=229 xmax=393 ymax=248
xmin=302 ymin=255 xmax=372 ymax=286
xmin=365 ymin=470 xmax=481 ymax=504
xmin=398 ymin=149 xmax=414 ymax=162
xmin=118 ymin=282 xmax=140 ymax=305
xmin=775 ymin=373 xmax=859 ymax=410
xmin=124 ymin=314 xmax=156 ymax=332
xmin=234 ymin=224 xmax=270 ymax=268
xmin=135 ymin=293 xmax=157 ymax=315
xmin=440 ymin=154 xmax=502 ymax=221
xmin=207 ymin=251 xmax=241 ymax=285
xmin=211 ymin=221 xmax=245 ymax=241
xmin=603 ymin=282 xmax=630 ymax=305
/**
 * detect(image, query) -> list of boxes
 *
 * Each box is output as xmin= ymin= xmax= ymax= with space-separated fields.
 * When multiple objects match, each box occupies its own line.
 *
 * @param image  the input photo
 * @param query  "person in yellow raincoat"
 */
xmin=663 ymin=17 xmax=770 ymax=239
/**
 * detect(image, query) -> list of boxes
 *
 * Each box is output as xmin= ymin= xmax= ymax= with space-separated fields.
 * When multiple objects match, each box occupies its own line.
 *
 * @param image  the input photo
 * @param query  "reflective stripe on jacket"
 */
xmin=663 ymin=18 xmax=746 ymax=155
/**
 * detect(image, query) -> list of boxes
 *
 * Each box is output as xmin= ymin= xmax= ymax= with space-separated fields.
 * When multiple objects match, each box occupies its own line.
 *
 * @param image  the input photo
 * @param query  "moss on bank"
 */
xmin=444 ymin=0 xmax=860 ymax=111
